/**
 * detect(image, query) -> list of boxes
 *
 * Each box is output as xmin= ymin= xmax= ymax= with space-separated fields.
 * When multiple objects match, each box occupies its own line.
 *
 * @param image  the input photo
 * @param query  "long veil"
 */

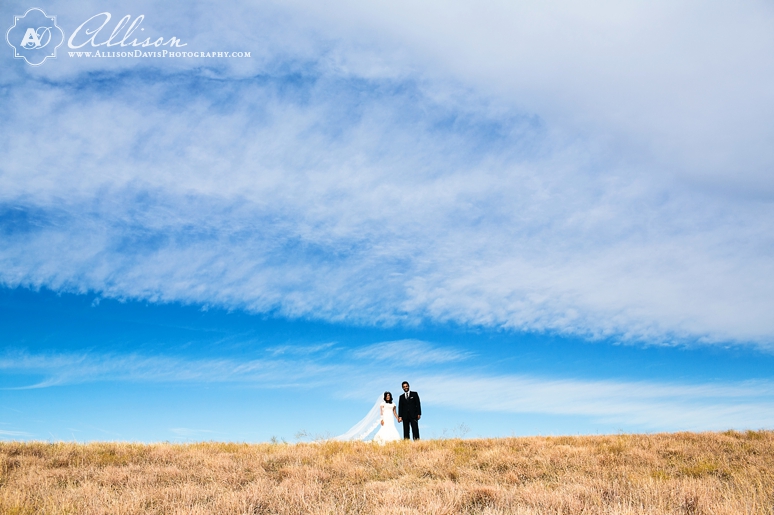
xmin=333 ymin=396 xmax=382 ymax=441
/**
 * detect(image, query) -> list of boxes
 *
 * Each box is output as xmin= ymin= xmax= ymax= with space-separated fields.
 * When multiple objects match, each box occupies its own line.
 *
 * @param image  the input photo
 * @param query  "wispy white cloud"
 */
xmin=267 ymin=342 xmax=338 ymax=356
xmin=0 ymin=341 xmax=465 ymax=389
xmin=288 ymin=0 xmax=774 ymax=193
xmin=353 ymin=339 xmax=472 ymax=364
xmin=420 ymin=374 xmax=774 ymax=431
xmin=0 ymin=351 xmax=340 ymax=389
xmin=1 ymin=0 xmax=773 ymax=345
xmin=0 ymin=429 xmax=33 ymax=437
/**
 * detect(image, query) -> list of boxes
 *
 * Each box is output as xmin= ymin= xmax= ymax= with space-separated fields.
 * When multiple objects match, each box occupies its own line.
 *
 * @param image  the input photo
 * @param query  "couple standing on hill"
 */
xmin=373 ymin=381 xmax=421 ymax=444
xmin=334 ymin=381 xmax=421 ymax=444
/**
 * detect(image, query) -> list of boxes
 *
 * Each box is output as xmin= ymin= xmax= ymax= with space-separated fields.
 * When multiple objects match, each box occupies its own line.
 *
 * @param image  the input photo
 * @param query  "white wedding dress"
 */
xmin=372 ymin=401 xmax=400 ymax=444
xmin=333 ymin=397 xmax=401 ymax=443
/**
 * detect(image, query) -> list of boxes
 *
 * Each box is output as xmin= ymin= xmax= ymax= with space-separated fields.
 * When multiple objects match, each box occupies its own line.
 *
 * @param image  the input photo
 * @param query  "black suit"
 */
xmin=398 ymin=391 xmax=421 ymax=440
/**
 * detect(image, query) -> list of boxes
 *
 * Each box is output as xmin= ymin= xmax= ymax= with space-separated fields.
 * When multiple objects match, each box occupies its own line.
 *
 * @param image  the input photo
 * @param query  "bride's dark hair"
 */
xmin=384 ymin=391 xmax=393 ymax=403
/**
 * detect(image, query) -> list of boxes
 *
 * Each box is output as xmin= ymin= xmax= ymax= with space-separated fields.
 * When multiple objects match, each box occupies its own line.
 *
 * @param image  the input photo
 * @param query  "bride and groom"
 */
xmin=335 ymin=381 xmax=422 ymax=444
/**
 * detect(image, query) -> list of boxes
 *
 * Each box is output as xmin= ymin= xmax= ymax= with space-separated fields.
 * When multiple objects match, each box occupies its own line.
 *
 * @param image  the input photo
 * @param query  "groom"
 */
xmin=397 ymin=381 xmax=421 ymax=440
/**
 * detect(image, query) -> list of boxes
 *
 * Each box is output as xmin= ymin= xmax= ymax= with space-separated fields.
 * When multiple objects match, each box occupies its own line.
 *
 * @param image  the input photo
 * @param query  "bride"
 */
xmin=334 ymin=392 xmax=401 ymax=444
xmin=373 ymin=392 xmax=400 ymax=444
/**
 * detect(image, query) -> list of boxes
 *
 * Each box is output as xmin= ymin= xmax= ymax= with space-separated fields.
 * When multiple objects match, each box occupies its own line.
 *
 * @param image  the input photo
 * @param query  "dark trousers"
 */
xmin=402 ymin=418 xmax=420 ymax=440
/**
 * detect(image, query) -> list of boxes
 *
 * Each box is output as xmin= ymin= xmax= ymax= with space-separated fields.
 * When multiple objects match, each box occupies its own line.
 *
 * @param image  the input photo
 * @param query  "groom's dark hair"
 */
xmin=402 ymin=381 xmax=409 ymax=387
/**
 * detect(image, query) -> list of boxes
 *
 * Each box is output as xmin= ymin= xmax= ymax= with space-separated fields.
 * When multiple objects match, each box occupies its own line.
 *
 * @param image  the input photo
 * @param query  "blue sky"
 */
xmin=2 ymin=0 xmax=774 ymax=441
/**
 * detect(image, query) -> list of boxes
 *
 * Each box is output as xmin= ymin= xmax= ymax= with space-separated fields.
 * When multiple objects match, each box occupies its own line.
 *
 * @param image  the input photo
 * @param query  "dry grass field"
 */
xmin=1 ymin=431 xmax=772 ymax=514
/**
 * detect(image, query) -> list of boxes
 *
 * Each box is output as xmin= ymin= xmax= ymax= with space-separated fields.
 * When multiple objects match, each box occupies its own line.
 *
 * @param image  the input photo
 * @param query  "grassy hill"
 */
xmin=1 ymin=431 xmax=772 ymax=514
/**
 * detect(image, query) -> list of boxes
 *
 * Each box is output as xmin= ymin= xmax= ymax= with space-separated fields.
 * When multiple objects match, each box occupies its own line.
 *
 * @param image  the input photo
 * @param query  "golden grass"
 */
xmin=1 ymin=431 xmax=773 ymax=514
